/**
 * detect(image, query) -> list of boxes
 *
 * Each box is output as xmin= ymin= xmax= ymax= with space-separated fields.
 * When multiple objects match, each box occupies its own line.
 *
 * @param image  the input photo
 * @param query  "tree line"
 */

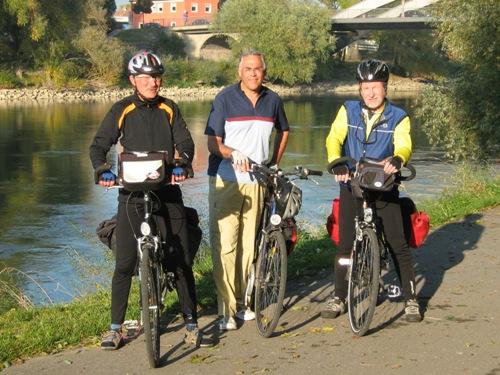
xmin=0 ymin=0 xmax=496 ymax=160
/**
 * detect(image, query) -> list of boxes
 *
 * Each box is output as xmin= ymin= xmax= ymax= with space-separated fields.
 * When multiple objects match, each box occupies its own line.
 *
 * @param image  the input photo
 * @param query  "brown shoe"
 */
xmin=100 ymin=330 xmax=123 ymax=350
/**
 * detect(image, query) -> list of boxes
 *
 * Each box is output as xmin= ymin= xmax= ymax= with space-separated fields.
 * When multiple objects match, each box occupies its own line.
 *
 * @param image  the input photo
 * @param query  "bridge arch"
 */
xmin=199 ymin=34 xmax=235 ymax=61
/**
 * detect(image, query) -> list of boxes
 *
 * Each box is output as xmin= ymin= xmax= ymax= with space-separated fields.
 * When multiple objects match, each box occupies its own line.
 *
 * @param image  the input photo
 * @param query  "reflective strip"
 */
xmin=338 ymin=258 xmax=351 ymax=266
xmin=118 ymin=103 xmax=137 ymax=130
xmin=159 ymin=103 xmax=173 ymax=125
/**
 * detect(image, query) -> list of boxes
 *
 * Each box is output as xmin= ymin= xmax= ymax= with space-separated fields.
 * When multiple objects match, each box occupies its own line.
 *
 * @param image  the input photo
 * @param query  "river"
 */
xmin=0 ymin=94 xmax=452 ymax=305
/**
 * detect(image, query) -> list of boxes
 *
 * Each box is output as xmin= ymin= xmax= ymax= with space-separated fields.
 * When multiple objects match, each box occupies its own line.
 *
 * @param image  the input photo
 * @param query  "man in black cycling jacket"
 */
xmin=323 ymin=59 xmax=422 ymax=323
xmin=90 ymin=51 xmax=212 ymax=349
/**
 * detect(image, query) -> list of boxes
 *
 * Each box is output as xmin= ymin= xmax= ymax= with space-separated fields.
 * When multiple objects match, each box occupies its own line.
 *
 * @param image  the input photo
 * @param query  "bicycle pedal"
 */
xmin=123 ymin=320 xmax=142 ymax=338
xmin=386 ymin=284 xmax=402 ymax=299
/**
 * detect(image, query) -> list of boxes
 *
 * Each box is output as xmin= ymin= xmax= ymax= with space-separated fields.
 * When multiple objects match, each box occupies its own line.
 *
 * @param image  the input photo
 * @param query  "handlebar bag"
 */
xmin=119 ymin=151 xmax=168 ymax=192
xmin=400 ymin=197 xmax=430 ymax=248
xmin=326 ymin=197 xmax=340 ymax=246
xmin=356 ymin=160 xmax=395 ymax=192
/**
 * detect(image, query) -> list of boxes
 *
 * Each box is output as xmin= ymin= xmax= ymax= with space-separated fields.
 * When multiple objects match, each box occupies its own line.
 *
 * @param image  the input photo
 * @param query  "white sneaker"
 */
xmin=236 ymin=308 xmax=256 ymax=321
xmin=218 ymin=316 xmax=237 ymax=331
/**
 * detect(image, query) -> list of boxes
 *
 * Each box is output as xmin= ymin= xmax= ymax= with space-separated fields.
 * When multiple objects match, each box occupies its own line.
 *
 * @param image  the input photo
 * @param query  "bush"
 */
xmin=162 ymin=58 xmax=236 ymax=87
xmin=0 ymin=69 xmax=23 ymax=89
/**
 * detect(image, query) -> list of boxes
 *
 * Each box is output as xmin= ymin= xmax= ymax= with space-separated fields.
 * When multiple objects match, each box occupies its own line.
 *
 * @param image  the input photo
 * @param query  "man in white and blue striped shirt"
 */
xmin=205 ymin=50 xmax=289 ymax=331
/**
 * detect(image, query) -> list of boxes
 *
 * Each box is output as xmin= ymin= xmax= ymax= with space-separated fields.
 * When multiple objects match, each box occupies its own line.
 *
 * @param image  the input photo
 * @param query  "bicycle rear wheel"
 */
xmin=347 ymin=227 xmax=380 ymax=336
xmin=140 ymin=245 xmax=162 ymax=368
xmin=254 ymin=230 xmax=287 ymax=337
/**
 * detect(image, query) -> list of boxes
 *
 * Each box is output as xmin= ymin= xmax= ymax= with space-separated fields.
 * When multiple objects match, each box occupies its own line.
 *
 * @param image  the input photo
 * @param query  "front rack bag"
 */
xmin=119 ymin=151 xmax=168 ymax=191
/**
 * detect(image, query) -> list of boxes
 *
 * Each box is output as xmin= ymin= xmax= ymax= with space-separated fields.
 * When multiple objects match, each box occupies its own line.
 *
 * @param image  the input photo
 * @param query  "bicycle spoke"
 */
xmin=255 ymin=231 xmax=287 ymax=337
xmin=348 ymin=228 xmax=380 ymax=336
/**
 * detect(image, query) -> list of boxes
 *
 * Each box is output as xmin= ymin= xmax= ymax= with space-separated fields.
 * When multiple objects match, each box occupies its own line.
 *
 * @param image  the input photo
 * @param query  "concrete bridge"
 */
xmin=171 ymin=0 xmax=439 ymax=59
xmin=171 ymin=25 xmax=237 ymax=60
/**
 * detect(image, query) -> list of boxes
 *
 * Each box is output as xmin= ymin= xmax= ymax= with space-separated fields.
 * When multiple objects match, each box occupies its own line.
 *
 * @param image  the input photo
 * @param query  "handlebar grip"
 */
xmin=327 ymin=157 xmax=356 ymax=174
xmin=399 ymin=164 xmax=416 ymax=181
xmin=305 ymin=168 xmax=323 ymax=177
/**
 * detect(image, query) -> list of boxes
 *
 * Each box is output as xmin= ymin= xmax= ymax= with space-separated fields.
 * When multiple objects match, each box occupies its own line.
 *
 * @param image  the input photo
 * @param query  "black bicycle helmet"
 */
xmin=127 ymin=51 xmax=164 ymax=75
xmin=356 ymin=59 xmax=389 ymax=83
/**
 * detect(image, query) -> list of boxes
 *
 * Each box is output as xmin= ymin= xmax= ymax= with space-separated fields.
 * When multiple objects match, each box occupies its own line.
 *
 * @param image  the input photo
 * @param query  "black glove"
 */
xmin=388 ymin=156 xmax=403 ymax=171
xmin=332 ymin=164 xmax=349 ymax=176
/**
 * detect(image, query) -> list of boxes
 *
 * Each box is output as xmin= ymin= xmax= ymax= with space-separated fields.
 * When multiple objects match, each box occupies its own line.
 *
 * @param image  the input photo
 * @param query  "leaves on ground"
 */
xmin=309 ymin=325 xmax=334 ymax=334
xmin=190 ymin=353 xmax=213 ymax=364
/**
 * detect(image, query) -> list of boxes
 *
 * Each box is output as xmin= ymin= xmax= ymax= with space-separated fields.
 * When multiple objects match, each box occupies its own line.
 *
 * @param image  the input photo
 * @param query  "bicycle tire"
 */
xmin=140 ymin=244 xmax=161 ymax=368
xmin=254 ymin=230 xmax=287 ymax=338
xmin=347 ymin=227 xmax=380 ymax=336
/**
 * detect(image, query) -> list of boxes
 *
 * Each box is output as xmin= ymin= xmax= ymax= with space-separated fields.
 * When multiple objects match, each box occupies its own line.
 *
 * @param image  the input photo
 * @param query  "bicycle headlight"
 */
xmin=140 ymin=222 xmax=151 ymax=236
xmin=270 ymin=214 xmax=282 ymax=226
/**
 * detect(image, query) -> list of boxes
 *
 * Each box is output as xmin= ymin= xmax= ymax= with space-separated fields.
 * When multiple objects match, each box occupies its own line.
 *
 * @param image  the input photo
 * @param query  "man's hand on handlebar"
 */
xmin=231 ymin=150 xmax=250 ymax=173
xmin=171 ymin=167 xmax=187 ymax=184
xmin=331 ymin=164 xmax=350 ymax=183
xmin=383 ymin=156 xmax=402 ymax=175
xmin=99 ymin=171 xmax=116 ymax=188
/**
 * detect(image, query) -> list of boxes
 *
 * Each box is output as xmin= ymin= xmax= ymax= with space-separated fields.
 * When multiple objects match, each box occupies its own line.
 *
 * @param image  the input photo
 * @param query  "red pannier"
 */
xmin=400 ymin=197 xmax=430 ymax=248
xmin=326 ymin=197 xmax=340 ymax=246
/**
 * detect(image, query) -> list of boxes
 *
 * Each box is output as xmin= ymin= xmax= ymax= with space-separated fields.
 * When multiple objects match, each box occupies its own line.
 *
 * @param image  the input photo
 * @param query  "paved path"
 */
xmin=5 ymin=207 xmax=500 ymax=375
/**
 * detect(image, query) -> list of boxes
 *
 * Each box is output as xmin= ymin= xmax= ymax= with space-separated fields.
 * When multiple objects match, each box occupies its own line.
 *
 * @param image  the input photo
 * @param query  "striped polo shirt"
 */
xmin=205 ymin=83 xmax=289 ymax=183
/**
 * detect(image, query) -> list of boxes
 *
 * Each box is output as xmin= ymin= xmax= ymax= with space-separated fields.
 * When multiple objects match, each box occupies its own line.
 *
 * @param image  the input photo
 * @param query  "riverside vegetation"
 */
xmin=0 ymin=163 xmax=499 ymax=370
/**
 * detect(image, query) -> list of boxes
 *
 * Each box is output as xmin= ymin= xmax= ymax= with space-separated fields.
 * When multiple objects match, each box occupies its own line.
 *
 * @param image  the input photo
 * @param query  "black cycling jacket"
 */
xmin=89 ymin=92 xmax=195 ymax=180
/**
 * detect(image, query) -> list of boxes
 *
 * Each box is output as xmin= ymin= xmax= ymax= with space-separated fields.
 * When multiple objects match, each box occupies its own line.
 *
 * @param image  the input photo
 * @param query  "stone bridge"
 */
xmin=171 ymin=25 xmax=236 ymax=60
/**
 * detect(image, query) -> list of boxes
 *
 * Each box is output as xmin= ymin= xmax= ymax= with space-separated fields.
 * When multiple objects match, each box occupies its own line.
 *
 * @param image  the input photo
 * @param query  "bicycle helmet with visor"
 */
xmin=356 ymin=59 xmax=389 ymax=83
xmin=128 ymin=51 xmax=164 ymax=76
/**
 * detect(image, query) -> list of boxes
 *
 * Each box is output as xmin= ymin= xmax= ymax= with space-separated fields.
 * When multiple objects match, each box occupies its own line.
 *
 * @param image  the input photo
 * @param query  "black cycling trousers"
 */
xmin=333 ymin=185 xmax=417 ymax=301
xmin=111 ymin=188 xmax=197 ymax=326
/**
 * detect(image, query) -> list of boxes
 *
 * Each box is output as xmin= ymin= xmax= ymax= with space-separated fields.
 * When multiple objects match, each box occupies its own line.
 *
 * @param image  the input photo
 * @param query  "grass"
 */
xmin=0 ymin=164 xmax=499 ymax=369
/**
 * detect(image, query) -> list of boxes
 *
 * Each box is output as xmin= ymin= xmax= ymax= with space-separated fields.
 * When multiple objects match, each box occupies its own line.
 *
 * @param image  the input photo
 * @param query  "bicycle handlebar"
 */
xmin=327 ymin=157 xmax=416 ymax=182
xmin=251 ymin=164 xmax=323 ymax=179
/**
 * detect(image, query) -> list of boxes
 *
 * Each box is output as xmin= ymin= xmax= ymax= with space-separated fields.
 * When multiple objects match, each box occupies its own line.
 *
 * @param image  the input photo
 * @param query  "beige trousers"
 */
xmin=208 ymin=176 xmax=264 ymax=318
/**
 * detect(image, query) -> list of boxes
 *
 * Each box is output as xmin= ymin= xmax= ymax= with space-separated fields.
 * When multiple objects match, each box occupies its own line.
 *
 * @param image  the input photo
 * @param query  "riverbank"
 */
xmin=0 ymin=77 xmax=427 ymax=103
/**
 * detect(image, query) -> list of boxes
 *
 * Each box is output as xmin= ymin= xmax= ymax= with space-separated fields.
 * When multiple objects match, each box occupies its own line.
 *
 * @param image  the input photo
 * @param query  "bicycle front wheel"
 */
xmin=140 ymin=245 xmax=162 ymax=368
xmin=254 ymin=230 xmax=287 ymax=338
xmin=347 ymin=227 xmax=380 ymax=336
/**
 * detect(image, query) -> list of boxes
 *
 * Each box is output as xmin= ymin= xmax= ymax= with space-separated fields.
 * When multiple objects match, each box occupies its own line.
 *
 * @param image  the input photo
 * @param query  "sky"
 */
xmin=115 ymin=0 xmax=130 ymax=7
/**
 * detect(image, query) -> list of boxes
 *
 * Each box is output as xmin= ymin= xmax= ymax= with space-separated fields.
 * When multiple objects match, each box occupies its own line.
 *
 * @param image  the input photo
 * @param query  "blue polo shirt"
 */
xmin=205 ymin=83 xmax=289 ymax=183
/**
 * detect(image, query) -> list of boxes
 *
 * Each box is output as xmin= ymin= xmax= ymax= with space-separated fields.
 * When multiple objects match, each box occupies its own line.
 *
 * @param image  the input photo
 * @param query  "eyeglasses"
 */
xmin=134 ymin=75 xmax=162 ymax=82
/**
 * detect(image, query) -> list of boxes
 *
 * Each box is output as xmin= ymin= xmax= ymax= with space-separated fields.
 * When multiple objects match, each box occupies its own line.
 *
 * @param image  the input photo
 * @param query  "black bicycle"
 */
xmin=245 ymin=164 xmax=323 ymax=337
xmin=328 ymin=157 xmax=415 ymax=336
xmin=111 ymin=152 xmax=192 ymax=368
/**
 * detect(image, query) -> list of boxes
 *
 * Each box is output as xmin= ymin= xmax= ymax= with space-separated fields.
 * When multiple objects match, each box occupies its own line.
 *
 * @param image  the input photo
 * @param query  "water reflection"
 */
xmin=0 ymin=95 xmax=450 ymax=304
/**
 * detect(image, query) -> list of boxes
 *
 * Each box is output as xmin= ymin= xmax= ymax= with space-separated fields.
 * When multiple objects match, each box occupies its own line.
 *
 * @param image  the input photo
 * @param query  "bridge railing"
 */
xmin=332 ymin=6 xmax=433 ymax=19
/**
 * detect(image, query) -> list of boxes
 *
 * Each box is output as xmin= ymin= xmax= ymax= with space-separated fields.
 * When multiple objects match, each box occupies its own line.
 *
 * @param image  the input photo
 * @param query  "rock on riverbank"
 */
xmin=0 ymin=77 xmax=426 ymax=104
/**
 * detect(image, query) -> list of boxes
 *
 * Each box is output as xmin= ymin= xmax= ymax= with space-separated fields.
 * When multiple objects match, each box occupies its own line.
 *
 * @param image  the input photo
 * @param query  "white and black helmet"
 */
xmin=356 ymin=59 xmax=390 ymax=83
xmin=127 ymin=51 xmax=164 ymax=75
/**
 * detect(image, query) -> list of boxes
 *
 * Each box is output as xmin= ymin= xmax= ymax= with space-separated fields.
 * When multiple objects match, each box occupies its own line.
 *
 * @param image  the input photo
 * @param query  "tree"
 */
xmin=75 ymin=0 xmax=127 ymax=84
xmin=373 ymin=30 xmax=448 ymax=77
xmin=132 ymin=0 xmax=153 ymax=14
xmin=417 ymin=0 xmax=499 ymax=161
xmin=0 ymin=0 xmax=86 ymax=67
xmin=213 ymin=0 xmax=333 ymax=85
xmin=103 ymin=0 xmax=117 ymax=31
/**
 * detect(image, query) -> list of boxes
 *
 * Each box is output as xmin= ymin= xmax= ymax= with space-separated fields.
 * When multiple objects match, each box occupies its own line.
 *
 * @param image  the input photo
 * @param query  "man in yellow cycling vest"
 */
xmin=324 ymin=59 xmax=422 ymax=323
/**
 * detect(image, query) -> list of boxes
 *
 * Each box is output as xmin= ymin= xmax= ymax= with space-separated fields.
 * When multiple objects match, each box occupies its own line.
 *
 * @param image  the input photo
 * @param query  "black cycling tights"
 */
xmin=333 ymin=185 xmax=417 ymax=302
xmin=111 ymin=189 xmax=197 ymax=326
